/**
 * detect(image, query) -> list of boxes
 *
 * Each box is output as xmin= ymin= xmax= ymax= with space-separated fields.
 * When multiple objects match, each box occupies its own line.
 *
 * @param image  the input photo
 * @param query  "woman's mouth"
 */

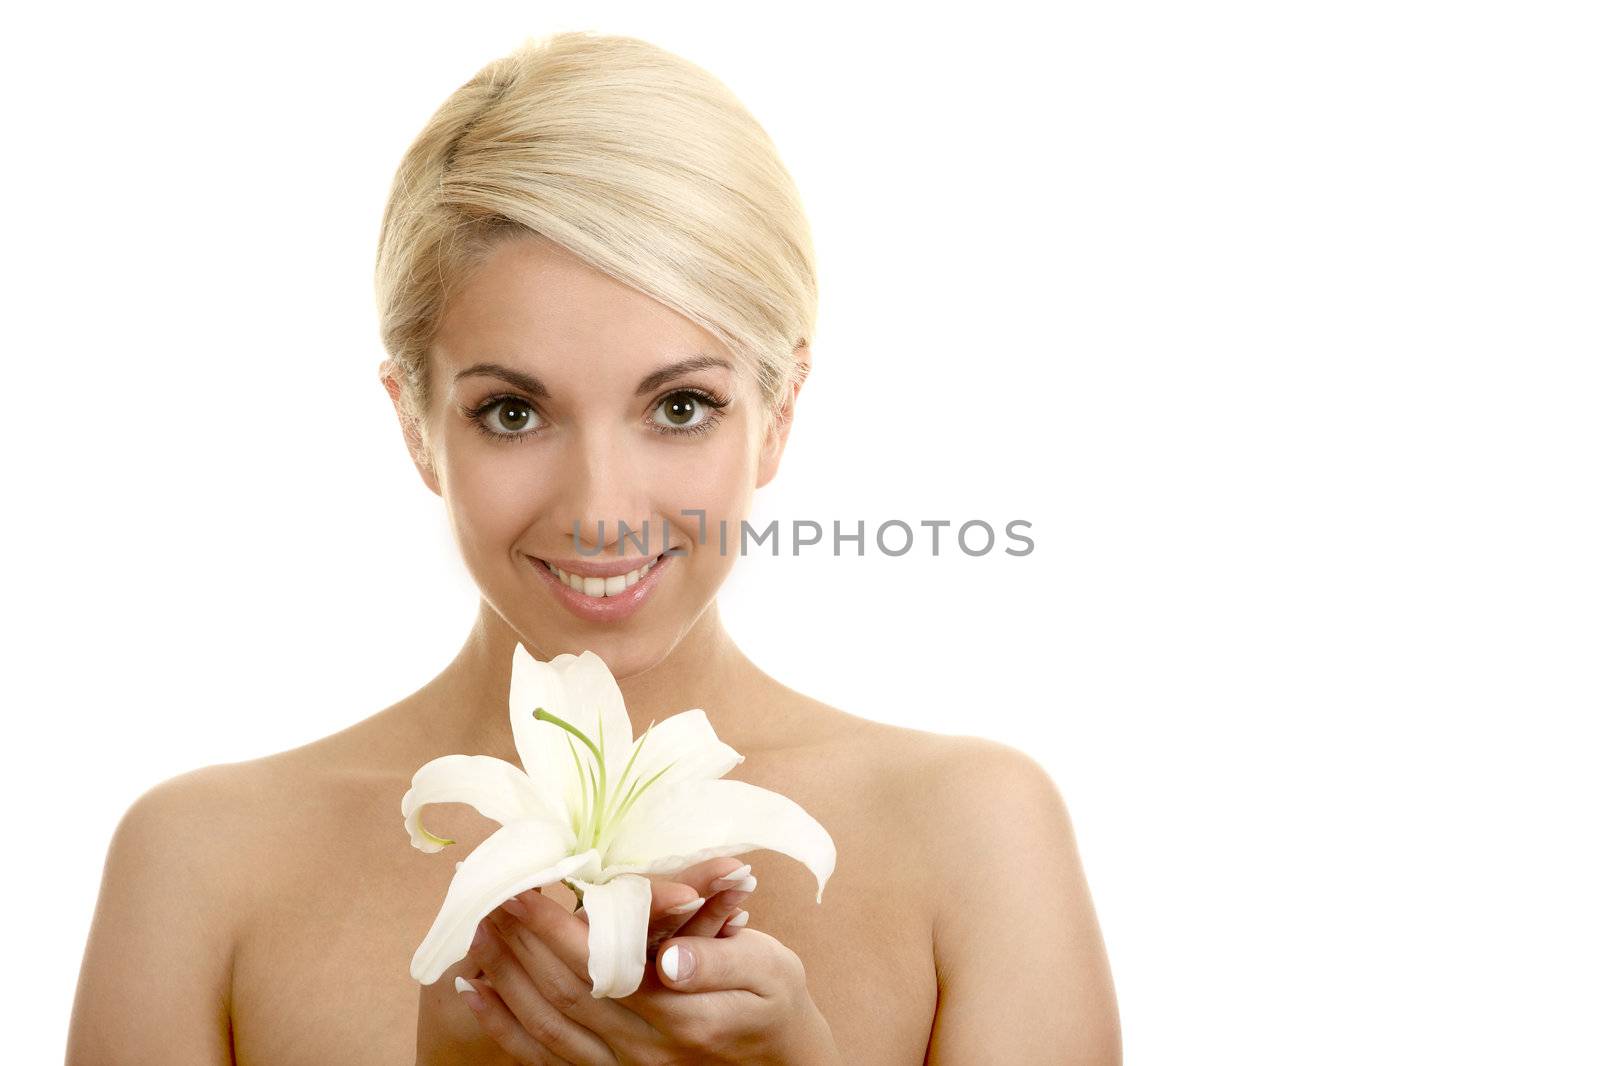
xmin=542 ymin=555 xmax=662 ymax=597
xmin=525 ymin=550 xmax=672 ymax=623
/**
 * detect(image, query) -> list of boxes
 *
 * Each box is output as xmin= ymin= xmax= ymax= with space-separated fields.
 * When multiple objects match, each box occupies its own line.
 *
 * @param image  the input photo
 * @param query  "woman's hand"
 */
xmin=416 ymin=857 xmax=747 ymax=1065
xmin=415 ymin=857 xmax=819 ymax=1065
xmin=427 ymin=856 xmax=839 ymax=1065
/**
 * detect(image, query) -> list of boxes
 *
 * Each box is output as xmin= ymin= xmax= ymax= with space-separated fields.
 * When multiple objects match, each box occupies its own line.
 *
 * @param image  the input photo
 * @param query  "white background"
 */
xmin=5 ymin=2 xmax=1596 ymax=1062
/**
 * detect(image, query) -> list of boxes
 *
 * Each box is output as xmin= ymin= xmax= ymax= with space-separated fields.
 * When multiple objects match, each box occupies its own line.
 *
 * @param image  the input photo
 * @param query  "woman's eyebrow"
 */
xmin=454 ymin=362 xmax=550 ymax=397
xmin=452 ymin=354 xmax=731 ymax=398
xmin=633 ymin=354 xmax=732 ymax=396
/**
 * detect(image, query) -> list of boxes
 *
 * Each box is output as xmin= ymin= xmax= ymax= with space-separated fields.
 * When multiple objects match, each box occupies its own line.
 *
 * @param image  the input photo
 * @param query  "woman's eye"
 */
xmin=652 ymin=391 xmax=710 ymax=430
xmin=481 ymin=397 xmax=542 ymax=436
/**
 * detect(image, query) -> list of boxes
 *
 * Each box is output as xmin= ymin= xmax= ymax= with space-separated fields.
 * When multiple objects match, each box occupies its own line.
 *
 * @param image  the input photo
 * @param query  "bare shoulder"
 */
xmin=790 ymin=713 xmax=1121 ymax=1061
xmin=89 ymin=750 xmax=327 ymax=929
xmin=872 ymin=728 xmax=1092 ymax=923
xmin=823 ymin=717 xmax=1056 ymax=818
xmin=860 ymin=730 xmax=1122 ymax=1063
xmin=127 ymin=749 xmax=320 ymax=826
xmin=90 ymin=727 xmax=391 ymax=938
xmin=770 ymin=707 xmax=1061 ymax=876
xmin=68 ymin=759 xmax=280 ymax=1063
xmin=909 ymin=731 xmax=1068 ymax=829
xmin=894 ymin=732 xmax=1086 ymax=907
xmin=97 ymin=756 xmax=290 ymax=916
xmin=127 ymin=726 xmax=384 ymax=842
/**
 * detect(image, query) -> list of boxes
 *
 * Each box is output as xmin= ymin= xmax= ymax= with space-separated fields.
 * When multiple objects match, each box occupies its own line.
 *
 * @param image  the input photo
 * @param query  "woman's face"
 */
xmin=386 ymin=232 xmax=797 ymax=677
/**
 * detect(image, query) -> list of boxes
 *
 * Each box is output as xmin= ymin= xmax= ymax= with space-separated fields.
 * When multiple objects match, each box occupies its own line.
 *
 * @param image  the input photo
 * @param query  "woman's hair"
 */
xmin=375 ymin=31 xmax=817 ymax=448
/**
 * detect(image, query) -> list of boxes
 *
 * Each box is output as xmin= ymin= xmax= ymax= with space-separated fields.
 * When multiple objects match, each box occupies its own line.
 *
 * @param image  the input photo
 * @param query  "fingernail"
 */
xmin=666 ymin=895 xmax=706 ymax=915
xmin=661 ymin=943 xmax=694 ymax=981
xmin=710 ymin=864 xmax=752 ymax=892
xmin=728 ymin=874 xmax=757 ymax=894
xmin=501 ymin=896 xmax=530 ymax=919
xmin=725 ymin=909 xmax=749 ymax=929
xmin=454 ymin=975 xmax=485 ymax=1011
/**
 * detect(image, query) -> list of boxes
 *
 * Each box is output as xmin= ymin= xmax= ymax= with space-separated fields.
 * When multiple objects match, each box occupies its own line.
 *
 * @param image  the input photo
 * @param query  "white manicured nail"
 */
xmin=726 ymin=909 xmax=749 ymax=928
xmin=454 ymin=976 xmax=474 ymax=993
xmin=667 ymin=896 xmax=706 ymax=915
xmin=662 ymin=944 xmax=681 ymax=980
xmin=709 ymin=864 xmax=751 ymax=892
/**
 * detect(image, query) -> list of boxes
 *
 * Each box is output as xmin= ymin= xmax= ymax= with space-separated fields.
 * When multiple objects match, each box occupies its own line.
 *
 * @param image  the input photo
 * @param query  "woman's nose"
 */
xmin=556 ymin=432 xmax=657 ymax=553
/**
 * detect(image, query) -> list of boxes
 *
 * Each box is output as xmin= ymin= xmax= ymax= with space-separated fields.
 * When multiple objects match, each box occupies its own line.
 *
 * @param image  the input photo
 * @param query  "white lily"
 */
xmin=401 ymin=645 xmax=836 ymax=997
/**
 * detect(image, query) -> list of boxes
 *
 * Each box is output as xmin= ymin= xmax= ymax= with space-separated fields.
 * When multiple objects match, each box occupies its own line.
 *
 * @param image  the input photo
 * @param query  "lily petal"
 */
xmin=510 ymin=646 xmax=635 ymax=815
xmin=549 ymin=649 xmax=636 ymax=774
xmin=614 ymin=709 xmax=744 ymax=802
xmin=410 ymin=817 xmax=600 ymax=985
xmin=401 ymin=754 xmax=568 ymax=854
xmin=568 ymin=873 xmax=654 ymax=998
xmin=602 ymin=778 xmax=837 ymax=903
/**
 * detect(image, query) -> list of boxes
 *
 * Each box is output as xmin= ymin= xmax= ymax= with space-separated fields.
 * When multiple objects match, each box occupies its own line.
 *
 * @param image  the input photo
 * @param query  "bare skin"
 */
xmin=66 ymin=233 xmax=1121 ymax=1063
xmin=232 ymin=609 xmax=947 ymax=1064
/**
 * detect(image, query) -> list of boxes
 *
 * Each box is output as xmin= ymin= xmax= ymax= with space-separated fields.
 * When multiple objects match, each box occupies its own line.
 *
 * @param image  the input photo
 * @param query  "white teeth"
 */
xmin=543 ymin=556 xmax=658 ymax=597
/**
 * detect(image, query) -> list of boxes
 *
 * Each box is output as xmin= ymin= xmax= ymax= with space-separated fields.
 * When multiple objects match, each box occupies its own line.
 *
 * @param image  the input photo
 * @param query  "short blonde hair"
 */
xmin=375 ymin=31 xmax=817 ymax=442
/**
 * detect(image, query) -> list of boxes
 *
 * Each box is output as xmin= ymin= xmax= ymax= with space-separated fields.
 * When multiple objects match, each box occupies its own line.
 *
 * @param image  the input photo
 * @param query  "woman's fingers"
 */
xmin=673 ymin=858 xmax=753 ymax=899
xmin=672 ymin=870 xmax=756 ymax=940
xmin=502 ymin=861 xmax=755 ymax=970
xmin=638 ymin=859 xmax=754 ymax=949
xmin=456 ymin=974 xmax=580 ymax=1065
xmin=467 ymin=912 xmax=620 ymax=1065
xmin=716 ymin=908 xmax=750 ymax=937
xmin=640 ymin=877 xmax=708 ymax=947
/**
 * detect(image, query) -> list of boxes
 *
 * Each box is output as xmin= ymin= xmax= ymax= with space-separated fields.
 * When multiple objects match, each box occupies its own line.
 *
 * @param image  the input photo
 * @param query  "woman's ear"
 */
xmin=379 ymin=360 xmax=442 ymax=497
xmin=756 ymin=341 xmax=811 ymax=489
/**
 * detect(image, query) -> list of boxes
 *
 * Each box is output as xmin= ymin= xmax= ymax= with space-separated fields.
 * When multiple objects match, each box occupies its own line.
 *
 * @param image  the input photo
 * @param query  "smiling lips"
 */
xmin=541 ymin=555 xmax=662 ymax=597
xmin=527 ymin=550 xmax=673 ymax=623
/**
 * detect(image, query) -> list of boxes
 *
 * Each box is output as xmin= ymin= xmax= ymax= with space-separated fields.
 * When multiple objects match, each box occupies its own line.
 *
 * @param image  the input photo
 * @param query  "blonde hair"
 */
xmin=375 ymin=31 xmax=817 ymax=445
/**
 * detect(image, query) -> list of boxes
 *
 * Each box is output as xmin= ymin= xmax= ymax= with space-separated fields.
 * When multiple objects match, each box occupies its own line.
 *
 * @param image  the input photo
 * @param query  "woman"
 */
xmin=67 ymin=31 xmax=1119 ymax=1065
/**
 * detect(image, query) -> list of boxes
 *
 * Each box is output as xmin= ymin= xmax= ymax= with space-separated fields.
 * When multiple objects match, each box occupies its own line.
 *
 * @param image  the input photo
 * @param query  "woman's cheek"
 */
xmin=656 ymin=438 xmax=756 ymax=550
xmin=443 ymin=453 xmax=545 ymax=560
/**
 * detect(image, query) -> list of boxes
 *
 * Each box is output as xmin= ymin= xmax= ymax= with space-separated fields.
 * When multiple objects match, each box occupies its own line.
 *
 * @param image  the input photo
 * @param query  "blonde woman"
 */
xmin=67 ymin=31 xmax=1119 ymax=1065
